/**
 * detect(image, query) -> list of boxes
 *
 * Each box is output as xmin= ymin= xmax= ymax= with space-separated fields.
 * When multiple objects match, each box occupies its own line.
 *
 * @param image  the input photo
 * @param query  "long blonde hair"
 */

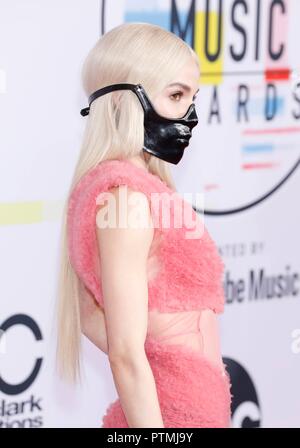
xmin=54 ymin=22 xmax=199 ymax=384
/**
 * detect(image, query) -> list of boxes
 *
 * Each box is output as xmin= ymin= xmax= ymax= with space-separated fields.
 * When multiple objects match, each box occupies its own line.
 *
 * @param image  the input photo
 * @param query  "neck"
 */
xmin=127 ymin=152 xmax=150 ymax=171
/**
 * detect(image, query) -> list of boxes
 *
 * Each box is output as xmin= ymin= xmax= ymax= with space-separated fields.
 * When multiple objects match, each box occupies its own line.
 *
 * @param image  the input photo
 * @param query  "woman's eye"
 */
xmin=171 ymin=92 xmax=198 ymax=102
xmin=170 ymin=91 xmax=183 ymax=101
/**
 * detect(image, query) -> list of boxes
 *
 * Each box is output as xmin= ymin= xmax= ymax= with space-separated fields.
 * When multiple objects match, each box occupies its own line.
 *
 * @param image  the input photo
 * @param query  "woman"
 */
xmin=55 ymin=22 xmax=232 ymax=428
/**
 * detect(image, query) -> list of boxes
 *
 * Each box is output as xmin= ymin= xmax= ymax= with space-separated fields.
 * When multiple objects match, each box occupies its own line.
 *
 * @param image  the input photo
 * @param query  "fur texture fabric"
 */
xmin=67 ymin=158 xmax=232 ymax=428
xmin=101 ymin=336 xmax=232 ymax=428
xmin=67 ymin=159 xmax=225 ymax=313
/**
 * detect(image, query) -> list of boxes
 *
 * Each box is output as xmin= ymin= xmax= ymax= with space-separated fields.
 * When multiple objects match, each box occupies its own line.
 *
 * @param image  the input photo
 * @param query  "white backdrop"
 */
xmin=0 ymin=0 xmax=299 ymax=428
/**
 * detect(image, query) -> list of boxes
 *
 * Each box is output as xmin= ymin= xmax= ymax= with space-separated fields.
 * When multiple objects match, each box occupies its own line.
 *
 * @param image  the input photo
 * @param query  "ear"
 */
xmin=112 ymin=91 xmax=122 ymax=107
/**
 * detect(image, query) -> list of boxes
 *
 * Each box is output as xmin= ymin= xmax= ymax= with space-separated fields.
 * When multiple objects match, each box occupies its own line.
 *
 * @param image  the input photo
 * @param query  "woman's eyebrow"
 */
xmin=167 ymin=82 xmax=200 ymax=94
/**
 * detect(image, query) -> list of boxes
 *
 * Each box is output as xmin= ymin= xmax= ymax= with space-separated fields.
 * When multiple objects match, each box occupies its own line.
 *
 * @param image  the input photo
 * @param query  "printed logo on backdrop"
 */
xmin=0 ymin=314 xmax=43 ymax=428
xmin=223 ymin=264 xmax=299 ymax=305
xmin=100 ymin=0 xmax=300 ymax=215
xmin=223 ymin=357 xmax=261 ymax=428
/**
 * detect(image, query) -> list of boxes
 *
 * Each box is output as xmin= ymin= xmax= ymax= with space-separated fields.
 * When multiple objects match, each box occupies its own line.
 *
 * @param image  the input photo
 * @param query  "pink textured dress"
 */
xmin=67 ymin=158 xmax=233 ymax=428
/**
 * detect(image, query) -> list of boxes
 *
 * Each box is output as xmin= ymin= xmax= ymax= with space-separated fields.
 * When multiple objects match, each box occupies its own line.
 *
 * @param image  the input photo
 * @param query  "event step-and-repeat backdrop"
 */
xmin=0 ymin=0 xmax=299 ymax=428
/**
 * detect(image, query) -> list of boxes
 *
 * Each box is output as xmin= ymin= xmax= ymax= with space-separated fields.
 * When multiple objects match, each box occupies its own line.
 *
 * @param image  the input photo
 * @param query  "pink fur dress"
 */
xmin=67 ymin=158 xmax=233 ymax=428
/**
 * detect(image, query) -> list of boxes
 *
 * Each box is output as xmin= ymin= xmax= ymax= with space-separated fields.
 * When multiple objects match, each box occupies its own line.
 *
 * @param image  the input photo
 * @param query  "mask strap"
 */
xmin=80 ymin=83 xmax=139 ymax=116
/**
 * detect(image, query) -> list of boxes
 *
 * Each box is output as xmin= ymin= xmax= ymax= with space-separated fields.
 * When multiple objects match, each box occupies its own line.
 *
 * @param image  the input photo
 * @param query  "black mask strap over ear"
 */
xmin=80 ymin=83 xmax=139 ymax=116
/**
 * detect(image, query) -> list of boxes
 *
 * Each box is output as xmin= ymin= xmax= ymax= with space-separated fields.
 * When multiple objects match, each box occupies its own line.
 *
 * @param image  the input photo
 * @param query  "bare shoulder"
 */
xmin=95 ymin=184 xmax=154 ymax=259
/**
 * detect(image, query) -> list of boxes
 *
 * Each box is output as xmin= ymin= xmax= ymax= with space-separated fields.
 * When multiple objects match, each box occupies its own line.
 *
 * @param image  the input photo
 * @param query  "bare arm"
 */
xmin=96 ymin=185 xmax=164 ymax=428
xmin=79 ymin=283 xmax=108 ymax=355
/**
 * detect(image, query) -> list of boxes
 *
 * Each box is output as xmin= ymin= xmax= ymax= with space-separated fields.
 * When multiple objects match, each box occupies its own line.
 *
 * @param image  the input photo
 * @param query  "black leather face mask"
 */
xmin=80 ymin=82 xmax=199 ymax=165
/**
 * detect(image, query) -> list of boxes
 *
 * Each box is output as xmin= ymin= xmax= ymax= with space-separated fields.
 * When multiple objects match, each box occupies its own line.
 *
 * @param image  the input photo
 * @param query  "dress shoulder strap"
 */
xmin=73 ymin=158 xmax=169 ymax=199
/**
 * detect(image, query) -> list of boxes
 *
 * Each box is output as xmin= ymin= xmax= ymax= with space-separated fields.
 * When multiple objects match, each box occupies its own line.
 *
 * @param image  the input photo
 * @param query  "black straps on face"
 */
xmin=80 ymin=83 xmax=138 ymax=116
